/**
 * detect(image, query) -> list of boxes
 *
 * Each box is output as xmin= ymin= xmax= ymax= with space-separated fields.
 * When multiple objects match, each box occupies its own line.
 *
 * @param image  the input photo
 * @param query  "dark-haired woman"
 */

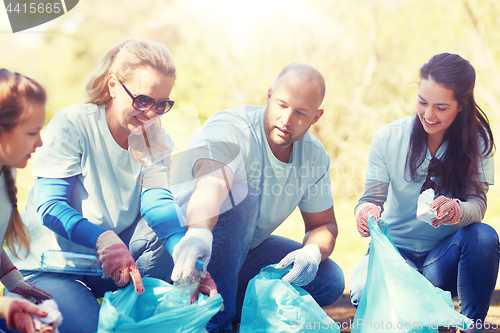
xmin=351 ymin=53 xmax=497 ymax=333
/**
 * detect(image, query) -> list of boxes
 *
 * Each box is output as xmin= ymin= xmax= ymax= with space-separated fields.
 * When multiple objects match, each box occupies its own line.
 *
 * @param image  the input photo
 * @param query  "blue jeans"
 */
xmin=205 ymin=189 xmax=345 ymax=332
xmin=25 ymin=216 xmax=173 ymax=333
xmin=0 ymin=320 xmax=14 ymax=333
xmin=350 ymin=223 xmax=500 ymax=333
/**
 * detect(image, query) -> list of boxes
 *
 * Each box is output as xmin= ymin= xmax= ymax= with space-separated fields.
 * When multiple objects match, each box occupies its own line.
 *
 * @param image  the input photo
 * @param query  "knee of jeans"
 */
xmin=129 ymin=239 xmax=148 ymax=259
xmin=234 ymin=186 xmax=259 ymax=212
xmin=349 ymin=272 xmax=366 ymax=308
xmin=130 ymin=237 xmax=172 ymax=280
xmin=461 ymin=223 xmax=500 ymax=254
xmin=476 ymin=223 xmax=499 ymax=248
xmin=349 ymin=286 xmax=363 ymax=308
xmin=311 ymin=260 xmax=345 ymax=307
xmin=349 ymin=255 xmax=369 ymax=307
xmin=349 ymin=270 xmax=367 ymax=308
xmin=129 ymin=233 xmax=160 ymax=260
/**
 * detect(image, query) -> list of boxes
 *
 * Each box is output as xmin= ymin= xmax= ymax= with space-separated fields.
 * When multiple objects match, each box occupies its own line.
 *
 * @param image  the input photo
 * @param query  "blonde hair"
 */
xmin=0 ymin=69 xmax=46 ymax=258
xmin=85 ymin=39 xmax=176 ymax=105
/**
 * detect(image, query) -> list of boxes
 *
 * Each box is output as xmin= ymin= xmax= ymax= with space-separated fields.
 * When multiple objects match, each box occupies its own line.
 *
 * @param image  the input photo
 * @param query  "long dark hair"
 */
xmin=405 ymin=53 xmax=495 ymax=200
xmin=0 ymin=68 xmax=46 ymax=257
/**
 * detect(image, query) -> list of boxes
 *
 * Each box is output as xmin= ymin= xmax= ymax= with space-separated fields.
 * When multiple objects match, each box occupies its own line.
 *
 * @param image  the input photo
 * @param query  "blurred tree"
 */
xmin=2 ymin=0 xmax=499 ymax=200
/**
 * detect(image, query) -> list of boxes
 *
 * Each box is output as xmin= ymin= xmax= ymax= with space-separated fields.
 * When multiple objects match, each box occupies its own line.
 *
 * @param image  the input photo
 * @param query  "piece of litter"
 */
xmin=416 ymin=188 xmax=437 ymax=224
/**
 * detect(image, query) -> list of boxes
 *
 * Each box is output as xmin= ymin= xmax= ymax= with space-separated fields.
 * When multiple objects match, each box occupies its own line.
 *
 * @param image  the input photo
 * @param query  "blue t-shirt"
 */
xmin=171 ymin=105 xmax=334 ymax=249
xmin=366 ymin=115 xmax=494 ymax=252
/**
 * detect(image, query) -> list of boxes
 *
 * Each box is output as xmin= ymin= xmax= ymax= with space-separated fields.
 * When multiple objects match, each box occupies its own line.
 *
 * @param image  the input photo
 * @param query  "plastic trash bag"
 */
xmin=240 ymin=265 xmax=340 ymax=333
xmin=351 ymin=217 xmax=471 ymax=333
xmin=97 ymin=277 xmax=223 ymax=333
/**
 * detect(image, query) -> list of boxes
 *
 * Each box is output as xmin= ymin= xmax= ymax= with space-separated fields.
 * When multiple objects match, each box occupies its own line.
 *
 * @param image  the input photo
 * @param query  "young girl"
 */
xmin=0 ymin=69 xmax=54 ymax=333
xmin=7 ymin=39 xmax=214 ymax=333
xmin=351 ymin=53 xmax=497 ymax=333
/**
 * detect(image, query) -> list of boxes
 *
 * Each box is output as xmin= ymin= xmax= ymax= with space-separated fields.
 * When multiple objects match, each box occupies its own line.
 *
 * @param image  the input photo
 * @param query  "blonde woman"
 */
xmin=8 ymin=40 xmax=211 ymax=333
xmin=0 ymin=69 xmax=54 ymax=333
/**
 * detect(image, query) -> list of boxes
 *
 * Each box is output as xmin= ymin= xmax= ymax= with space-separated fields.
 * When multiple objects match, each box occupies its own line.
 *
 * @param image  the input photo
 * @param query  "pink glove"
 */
xmin=356 ymin=204 xmax=381 ymax=237
xmin=95 ymin=230 xmax=144 ymax=293
xmin=0 ymin=268 xmax=51 ymax=303
xmin=0 ymin=297 xmax=49 ymax=333
xmin=429 ymin=196 xmax=461 ymax=228
xmin=189 ymin=272 xmax=219 ymax=305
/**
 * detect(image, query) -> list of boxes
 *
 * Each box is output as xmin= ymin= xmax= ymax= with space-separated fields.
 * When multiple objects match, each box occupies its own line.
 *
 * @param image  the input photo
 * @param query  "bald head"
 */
xmin=274 ymin=63 xmax=326 ymax=106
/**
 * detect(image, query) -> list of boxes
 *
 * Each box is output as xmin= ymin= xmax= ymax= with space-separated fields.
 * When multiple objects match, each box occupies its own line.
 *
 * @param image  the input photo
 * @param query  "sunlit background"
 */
xmin=1 ymin=0 xmax=499 ymax=291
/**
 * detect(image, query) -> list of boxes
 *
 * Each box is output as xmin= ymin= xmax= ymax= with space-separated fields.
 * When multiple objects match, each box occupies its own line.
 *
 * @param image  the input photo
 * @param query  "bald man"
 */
xmin=170 ymin=63 xmax=345 ymax=333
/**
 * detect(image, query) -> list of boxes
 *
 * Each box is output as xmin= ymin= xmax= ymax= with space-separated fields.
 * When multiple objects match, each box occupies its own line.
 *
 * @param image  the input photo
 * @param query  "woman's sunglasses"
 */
xmin=420 ymin=157 xmax=442 ymax=193
xmin=120 ymin=81 xmax=174 ymax=115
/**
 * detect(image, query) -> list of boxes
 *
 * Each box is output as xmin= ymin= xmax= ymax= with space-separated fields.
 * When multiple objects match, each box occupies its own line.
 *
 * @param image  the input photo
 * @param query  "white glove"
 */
xmin=276 ymin=244 xmax=322 ymax=286
xmin=171 ymin=228 xmax=213 ymax=282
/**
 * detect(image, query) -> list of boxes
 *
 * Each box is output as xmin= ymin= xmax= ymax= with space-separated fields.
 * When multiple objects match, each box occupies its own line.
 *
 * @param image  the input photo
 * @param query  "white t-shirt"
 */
xmin=11 ymin=103 xmax=172 ymax=270
xmin=171 ymin=105 xmax=334 ymax=249
xmin=366 ymin=115 xmax=494 ymax=252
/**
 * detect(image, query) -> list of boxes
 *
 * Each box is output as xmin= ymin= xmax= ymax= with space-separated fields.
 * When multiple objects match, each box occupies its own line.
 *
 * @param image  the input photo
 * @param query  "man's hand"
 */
xmin=276 ymin=244 xmax=321 ymax=286
xmin=95 ymin=230 xmax=144 ymax=293
xmin=189 ymin=272 xmax=219 ymax=304
xmin=171 ymin=228 xmax=213 ymax=282
xmin=356 ymin=203 xmax=381 ymax=237
xmin=429 ymin=196 xmax=461 ymax=228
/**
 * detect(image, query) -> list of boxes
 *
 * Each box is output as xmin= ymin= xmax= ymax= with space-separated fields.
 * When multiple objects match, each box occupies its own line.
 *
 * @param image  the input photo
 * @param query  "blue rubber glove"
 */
xmin=276 ymin=244 xmax=322 ymax=286
xmin=171 ymin=228 xmax=213 ymax=282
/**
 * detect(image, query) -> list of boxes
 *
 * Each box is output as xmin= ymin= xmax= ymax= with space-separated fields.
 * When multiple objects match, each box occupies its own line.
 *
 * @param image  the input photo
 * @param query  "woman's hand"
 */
xmin=0 ymin=268 xmax=52 ymax=304
xmin=0 ymin=297 xmax=48 ymax=333
xmin=356 ymin=203 xmax=381 ymax=237
xmin=95 ymin=230 xmax=144 ymax=293
xmin=429 ymin=196 xmax=461 ymax=228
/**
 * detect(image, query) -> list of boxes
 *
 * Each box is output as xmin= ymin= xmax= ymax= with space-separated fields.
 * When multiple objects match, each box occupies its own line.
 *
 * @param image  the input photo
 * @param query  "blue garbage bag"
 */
xmin=351 ymin=217 xmax=472 ymax=333
xmin=97 ymin=277 xmax=223 ymax=333
xmin=240 ymin=265 xmax=341 ymax=333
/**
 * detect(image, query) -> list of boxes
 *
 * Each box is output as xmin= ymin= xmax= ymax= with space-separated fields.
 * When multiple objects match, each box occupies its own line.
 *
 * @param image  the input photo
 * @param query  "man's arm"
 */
xmin=302 ymin=206 xmax=338 ymax=261
xmin=170 ymin=158 xmax=234 ymax=281
xmin=185 ymin=158 xmax=234 ymax=230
